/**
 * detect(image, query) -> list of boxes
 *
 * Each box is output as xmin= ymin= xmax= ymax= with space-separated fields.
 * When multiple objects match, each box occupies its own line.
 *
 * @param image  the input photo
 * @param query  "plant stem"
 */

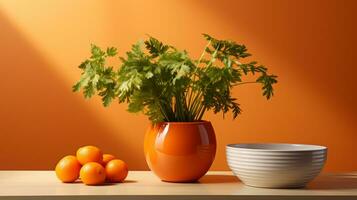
xmin=158 ymin=102 xmax=170 ymax=122
xmin=232 ymin=81 xmax=258 ymax=86
xmin=196 ymin=40 xmax=211 ymax=67
xmin=187 ymin=40 xmax=211 ymax=109
xmin=197 ymin=106 xmax=206 ymax=120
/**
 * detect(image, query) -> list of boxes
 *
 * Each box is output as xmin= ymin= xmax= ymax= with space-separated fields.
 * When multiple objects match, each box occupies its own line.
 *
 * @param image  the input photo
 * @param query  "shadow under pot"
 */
xmin=144 ymin=121 xmax=216 ymax=182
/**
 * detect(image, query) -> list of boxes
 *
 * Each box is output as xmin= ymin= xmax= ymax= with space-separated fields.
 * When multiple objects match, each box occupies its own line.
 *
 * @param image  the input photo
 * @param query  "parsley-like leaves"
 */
xmin=73 ymin=34 xmax=278 ymax=122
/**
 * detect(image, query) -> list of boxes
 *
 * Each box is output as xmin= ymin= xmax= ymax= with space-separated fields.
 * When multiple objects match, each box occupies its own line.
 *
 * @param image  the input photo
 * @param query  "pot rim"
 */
xmin=158 ymin=120 xmax=211 ymax=125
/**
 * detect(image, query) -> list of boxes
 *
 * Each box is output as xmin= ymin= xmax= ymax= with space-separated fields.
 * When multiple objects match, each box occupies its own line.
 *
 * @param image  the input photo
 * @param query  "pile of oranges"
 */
xmin=55 ymin=145 xmax=128 ymax=185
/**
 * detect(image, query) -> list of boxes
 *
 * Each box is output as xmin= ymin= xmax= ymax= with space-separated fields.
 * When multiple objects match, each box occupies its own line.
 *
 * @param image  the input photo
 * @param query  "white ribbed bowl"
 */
xmin=226 ymin=143 xmax=327 ymax=188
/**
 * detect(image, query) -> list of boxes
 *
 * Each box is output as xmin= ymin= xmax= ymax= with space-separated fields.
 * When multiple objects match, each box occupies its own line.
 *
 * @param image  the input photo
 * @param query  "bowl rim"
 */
xmin=226 ymin=143 xmax=327 ymax=152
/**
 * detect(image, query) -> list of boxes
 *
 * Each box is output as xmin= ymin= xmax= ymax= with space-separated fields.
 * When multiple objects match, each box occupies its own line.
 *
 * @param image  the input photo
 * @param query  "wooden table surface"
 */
xmin=0 ymin=171 xmax=356 ymax=200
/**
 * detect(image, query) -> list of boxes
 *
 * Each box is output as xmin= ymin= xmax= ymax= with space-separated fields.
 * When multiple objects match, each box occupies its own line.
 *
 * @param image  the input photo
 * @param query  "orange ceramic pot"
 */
xmin=144 ymin=121 xmax=216 ymax=182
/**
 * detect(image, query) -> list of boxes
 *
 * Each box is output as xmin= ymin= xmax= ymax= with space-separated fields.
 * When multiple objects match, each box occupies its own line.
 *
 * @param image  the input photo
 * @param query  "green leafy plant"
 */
xmin=73 ymin=34 xmax=277 ymax=122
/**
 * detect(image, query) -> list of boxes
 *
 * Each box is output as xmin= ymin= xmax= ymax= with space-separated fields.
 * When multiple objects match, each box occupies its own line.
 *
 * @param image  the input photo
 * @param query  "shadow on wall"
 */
xmin=0 ymin=11 xmax=133 ymax=169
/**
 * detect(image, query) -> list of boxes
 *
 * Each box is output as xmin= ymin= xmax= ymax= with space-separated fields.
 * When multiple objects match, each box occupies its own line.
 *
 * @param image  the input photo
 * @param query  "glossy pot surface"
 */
xmin=144 ymin=121 xmax=216 ymax=182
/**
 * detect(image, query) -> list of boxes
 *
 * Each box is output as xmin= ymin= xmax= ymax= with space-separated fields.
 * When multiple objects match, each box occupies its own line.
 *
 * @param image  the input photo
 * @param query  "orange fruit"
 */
xmin=102 ymin=154 xmax=115 ymax=166
xmin=105 ymin=159 xmax=128 ymax=182
xmin=55 ymin=155 xmax=81 ymax=183
xmin=76 ymin=145 xmax=103 ymax=165
xmin=80 ymin=162 xmax=106 ymax=185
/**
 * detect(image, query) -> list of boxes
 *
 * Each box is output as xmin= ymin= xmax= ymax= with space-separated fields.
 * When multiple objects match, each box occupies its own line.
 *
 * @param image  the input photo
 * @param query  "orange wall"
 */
xmin=0 ymin=0 xmax=356 ymax=172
